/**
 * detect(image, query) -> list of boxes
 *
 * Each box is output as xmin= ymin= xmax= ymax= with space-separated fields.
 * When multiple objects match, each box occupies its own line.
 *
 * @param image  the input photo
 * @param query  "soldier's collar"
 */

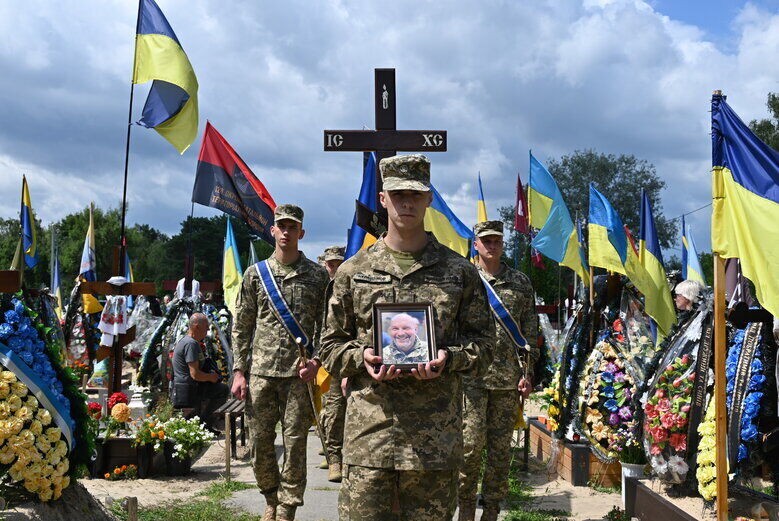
xmin=372 ymin=233 xmax=443 ymax=275
xmin=269 ymin=252 xmax=312 ymax=279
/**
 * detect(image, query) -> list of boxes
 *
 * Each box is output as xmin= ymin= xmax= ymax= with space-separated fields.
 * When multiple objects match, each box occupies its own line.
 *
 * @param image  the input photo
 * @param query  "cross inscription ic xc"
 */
xmin=324 ymin=68 xmax=447 ymax=235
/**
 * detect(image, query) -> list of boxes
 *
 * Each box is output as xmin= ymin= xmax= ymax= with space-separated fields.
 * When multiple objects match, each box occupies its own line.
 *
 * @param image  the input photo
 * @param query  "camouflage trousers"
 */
xmin=320 ymin=381 xmax=346 ymax=464
xmin=245 ymin=375 xmax=313 ymax=507
xmin=339 ymin=465 xmax=457 ymax=521
xmin=458 ymin=387 xmax=520 ymax=506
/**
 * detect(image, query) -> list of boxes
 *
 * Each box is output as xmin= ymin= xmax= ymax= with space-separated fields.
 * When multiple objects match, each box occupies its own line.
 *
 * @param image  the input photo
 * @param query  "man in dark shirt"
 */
xmin=171 ymin=312 xmax=227 ymax=430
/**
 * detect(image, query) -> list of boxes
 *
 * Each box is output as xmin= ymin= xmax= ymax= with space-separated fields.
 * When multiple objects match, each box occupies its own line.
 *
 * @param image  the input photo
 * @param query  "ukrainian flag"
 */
xmin=134 ymin=0 xmax=198 ymax=154
xmin=528 ymin=153 xmax=588 ymax=282
xmin=52 ymin=252 xmax=63 ymax=319
xmin=588 ymin=184 xmax=627 ymax=275
xmin=345 ymin=153 xmax=378 ymax=259
xmin=78 ymin=204 xmax=102 ymax=314
xmin=712 ymin=92 xmax=779 ymax=317
xmin=20 ymin=176 xmax=38 ymax=268
xmin=125 ymin=251 xmax=135 ymax=309
xmin=223 ymin=217 xmax=242 ymax=316
xmin=424 ymin=186 xmax=473 ymax=257
xmin=477 ymin=173 xmax=488 ymax=222
xmin=639 ymin=191 xmax=676 ymax=336
xmin=681 ymin=216 xmax=705 ymax=284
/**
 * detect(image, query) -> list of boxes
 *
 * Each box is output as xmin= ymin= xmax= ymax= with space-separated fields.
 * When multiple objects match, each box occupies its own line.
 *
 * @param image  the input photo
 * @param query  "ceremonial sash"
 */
xmin=255 ymin=261 xmax=311 ymax=354
xmin=0 ymin=342 xmax=74 ymax=450
xmin=479 ymin=274 xmax=527 ymax=349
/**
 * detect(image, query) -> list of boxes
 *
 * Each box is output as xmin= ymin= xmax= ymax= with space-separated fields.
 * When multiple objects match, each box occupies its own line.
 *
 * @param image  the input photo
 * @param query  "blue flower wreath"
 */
xmin=724 ymin=326 xmax=766 ymax=463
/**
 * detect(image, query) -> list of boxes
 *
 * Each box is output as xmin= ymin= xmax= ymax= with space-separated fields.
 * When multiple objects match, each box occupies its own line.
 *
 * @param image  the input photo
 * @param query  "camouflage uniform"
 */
xmin=232 ymin=205 xmax=329 ymax=515
xmin=383 ymin=337 xmax=429 ymax=365
xmin=319 ymin=246 xmax=348 ymax=468
xmin=458 ymin=221 xmax=538 ymax=517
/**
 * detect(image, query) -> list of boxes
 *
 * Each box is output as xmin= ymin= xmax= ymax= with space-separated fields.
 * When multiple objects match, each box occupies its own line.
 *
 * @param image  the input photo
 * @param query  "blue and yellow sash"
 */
xmin=479 ymin=274 xmax=527 ymax=350
xmin=255 ymin=260 xmax=311 ymax=354
xmin=0 ymin=342 xmax=74 ymax=449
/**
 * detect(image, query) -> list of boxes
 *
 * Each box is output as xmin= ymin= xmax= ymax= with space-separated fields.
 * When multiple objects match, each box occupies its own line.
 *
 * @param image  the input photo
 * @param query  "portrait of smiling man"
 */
xmin=382 ymin=312 xmax=429 ymax=365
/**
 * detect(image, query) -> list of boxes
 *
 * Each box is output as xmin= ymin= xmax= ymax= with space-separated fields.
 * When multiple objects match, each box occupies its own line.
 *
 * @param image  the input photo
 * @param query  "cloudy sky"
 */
xmin=1 ymin=0 xmax=778 ymax=262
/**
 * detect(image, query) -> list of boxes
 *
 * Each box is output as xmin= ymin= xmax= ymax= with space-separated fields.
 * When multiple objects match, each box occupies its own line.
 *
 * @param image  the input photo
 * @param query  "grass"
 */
xmin=588 ymin=479 xmax=621 ymax=495
xmin=109 ymin=480 xmax=257 ymax=521
xmin=503 ymin=447 xmax=572 ymax=521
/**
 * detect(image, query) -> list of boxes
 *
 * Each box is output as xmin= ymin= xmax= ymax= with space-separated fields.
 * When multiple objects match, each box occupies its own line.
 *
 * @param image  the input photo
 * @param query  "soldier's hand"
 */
xmin=363 ymin=348 xmax=401 ymax=381
xmin=231 ymin=370 xmax=248 ymax=401
xmin=340 ymin=377 xmax=349 ymax=397
xmin=411 ymin=349 xmax=448 ymax=380
xmin=518 ymin=377 xmax=533 ymax=399
xmin=298 ymin=359 xmax=321 ymax=382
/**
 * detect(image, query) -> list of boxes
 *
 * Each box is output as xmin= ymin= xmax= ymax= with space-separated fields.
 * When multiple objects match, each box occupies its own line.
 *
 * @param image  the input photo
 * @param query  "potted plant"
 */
xmin=131 ymin=414 xmax=166 ymax=478
xmin=159 ymin=415 xmax=215 ymax=476
xmin=608 ymin=427 xmax=647 ymax=508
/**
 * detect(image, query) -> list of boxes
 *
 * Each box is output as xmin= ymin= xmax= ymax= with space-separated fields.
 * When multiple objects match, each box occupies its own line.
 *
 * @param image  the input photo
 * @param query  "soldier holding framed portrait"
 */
xmin=320 ymin=154 xmax=495 ymax=521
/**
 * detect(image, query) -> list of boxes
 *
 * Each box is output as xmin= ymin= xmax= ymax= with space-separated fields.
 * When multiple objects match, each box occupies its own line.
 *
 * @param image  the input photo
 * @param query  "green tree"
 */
xmin=749 ymin=93 xmax=779 ymax=151
xmin=545 ymin=150 xmax=677 ymax=248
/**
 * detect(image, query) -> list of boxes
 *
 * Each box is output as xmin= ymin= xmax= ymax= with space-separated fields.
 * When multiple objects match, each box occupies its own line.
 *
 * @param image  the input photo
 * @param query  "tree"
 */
xmin=749 ymin=93 xmax=779 ymax=151
xmin=545 ymin=150 xmax=677 ymax=248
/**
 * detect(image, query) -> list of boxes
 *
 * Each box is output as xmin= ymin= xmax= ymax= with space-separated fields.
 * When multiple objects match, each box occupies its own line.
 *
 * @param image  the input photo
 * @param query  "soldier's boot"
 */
xmin=317 ymin=458 xmax=328 ymax=469
xmin=327 ymin=462 xmax=342 ymax=483
xmin=277 ymin=504 xmax=296 ymax=521
xmin=480 ymin=503 xmax=500 ymax=521
xmin=261 ymin=492 xmax=278 ymax=521
xmin=457 ymin=500 xmax=476 ymax=521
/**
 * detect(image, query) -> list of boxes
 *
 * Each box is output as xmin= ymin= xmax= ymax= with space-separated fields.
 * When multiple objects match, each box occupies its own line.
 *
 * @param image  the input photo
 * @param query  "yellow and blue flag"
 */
xmin=712 ymin=93 xmax=779 ymax=316
xmin=78 ymin=204 xmax=102 ymax=314
xmin=223 ymin=217 xmax=243 ymax=315
xmin=345 ymin=153 xmax=378 ymax=259
xmin=477 ymin=173 xmax=488 ymax=223
xmin=134 ymin=0 xmax=198 ymax=153
xmin=588 ymin=184 xmax=627 ymax=275
xmin=681 ymin=216 xmax=705 ymax=284
xmin=639 ymin=191 xmax=676 ymax=336
xmin=424 ymin=186 xmax=473 ymax=257
xmin=20 ymin=176 xmax=38 ymax=268
xmin=528 ymin=153 xmax=588 ymax=282
xmin=51 ymin=252 xmax=63 ymax=319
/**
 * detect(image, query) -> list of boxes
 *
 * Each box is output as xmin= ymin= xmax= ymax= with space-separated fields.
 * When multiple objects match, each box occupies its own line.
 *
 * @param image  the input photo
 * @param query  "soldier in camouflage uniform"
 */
xmin=320 ymin=154 xmax=495 ymax=521
xmin=458 ymin=220 xmax=538 ymax=521
xmin=318 ymin=246 xmax=348 ymax=482
xmin=231 ymin=204 xmax=330 ymax=521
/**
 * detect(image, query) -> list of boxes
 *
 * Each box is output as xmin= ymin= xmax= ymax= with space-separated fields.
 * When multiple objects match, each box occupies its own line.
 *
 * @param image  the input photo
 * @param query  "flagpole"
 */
xmin=118 ymin=0 xmax=143 ymax=277
xmin=713 ymin=253 xmax=728 ymax=520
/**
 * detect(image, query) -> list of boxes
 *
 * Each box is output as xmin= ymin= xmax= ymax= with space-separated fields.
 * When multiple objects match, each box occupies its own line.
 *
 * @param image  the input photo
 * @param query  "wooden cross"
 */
xmin=79 ymin=246 xmax=156 ymax=395
xmin=324 ymin=68 xmax=447 ymax=235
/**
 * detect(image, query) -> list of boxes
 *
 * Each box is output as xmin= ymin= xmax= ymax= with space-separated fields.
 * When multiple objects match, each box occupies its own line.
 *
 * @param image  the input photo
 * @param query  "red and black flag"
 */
xmin=192 ymin=122 xmax=277 ymax=244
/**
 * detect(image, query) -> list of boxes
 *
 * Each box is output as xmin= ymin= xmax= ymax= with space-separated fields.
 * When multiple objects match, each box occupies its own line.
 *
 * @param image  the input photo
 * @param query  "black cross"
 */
xmin=324 ymin=68 xmax=447 ymax=235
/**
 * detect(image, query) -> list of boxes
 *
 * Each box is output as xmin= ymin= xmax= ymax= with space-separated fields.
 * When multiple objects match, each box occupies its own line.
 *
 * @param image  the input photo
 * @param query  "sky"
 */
xmin=2 ymin=0 xmax=779 ymax=265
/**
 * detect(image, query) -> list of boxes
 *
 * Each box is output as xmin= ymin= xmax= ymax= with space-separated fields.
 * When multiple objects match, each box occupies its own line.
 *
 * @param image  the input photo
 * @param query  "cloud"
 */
xmin=0 ymin=0 xmax=778 ymax=263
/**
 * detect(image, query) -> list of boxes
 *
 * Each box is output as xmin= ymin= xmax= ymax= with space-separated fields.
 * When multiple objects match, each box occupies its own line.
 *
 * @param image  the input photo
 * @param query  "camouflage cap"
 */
xmin=379 ymin=154 xmax=431 ymax=192
xmin=322 ymin=246 xmax=345 ymax=262
xmin=274 ymin=204 xmax=304 ymax=224
xmin=473 ymin=220 xmax=504 ymax=238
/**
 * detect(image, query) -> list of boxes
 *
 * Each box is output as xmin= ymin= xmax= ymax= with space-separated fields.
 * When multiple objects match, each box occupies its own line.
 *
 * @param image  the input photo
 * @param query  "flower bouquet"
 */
xmin=579 ymin=338 xmax=638 ymax=461
xmin=0 ymin=295 xmax=96 ymax=503
xmin=643 ymin=353 xmax=695 ymax=482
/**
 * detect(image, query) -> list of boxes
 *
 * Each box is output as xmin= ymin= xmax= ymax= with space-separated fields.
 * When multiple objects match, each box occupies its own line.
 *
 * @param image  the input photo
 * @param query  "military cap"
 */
xmin=322 ymin=246 xmax=345 ymax=262
xmin=473 ymin=220 xmax=504 ymax=238
xmin=274 ymin=204 xmax=304 ymax=224
xmin=379 ymin=154 xmax=431 ymax=192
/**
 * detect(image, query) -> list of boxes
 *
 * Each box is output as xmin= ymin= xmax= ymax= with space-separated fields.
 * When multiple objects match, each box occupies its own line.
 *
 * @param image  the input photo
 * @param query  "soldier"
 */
xmin=320 ymin=154 xmax=495 ymax=521
xmin=231 ymin=204 xmax=329 ymax=521
xmin=458 ymin=220 xmax=538 ymax=521
xmin=318 ymin=245 xmax=348 ymax=482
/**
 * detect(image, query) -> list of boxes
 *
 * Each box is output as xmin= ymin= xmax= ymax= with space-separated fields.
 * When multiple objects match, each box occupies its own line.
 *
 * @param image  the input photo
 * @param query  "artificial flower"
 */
xmin=603 ymin=399 xmax=619 ymax=412
xmin=667 ymin=455 xmax=689 ymax=475
xmin=696 ymin=465 xmax=715 ymax=484
xmin=651 ymin=455 xmax=668 ymax=474
xmin=697 ymin=448 xmax=715 ymax=465
xmin=591 ymin=422 xmax=609 ymax=440
xmin=669 ymin=433 xmax=687 ymax=451
xmin=585 ymin=407 xmax=602 ymax=424
xmin=111 ymin=403 xmax=131 ymax=423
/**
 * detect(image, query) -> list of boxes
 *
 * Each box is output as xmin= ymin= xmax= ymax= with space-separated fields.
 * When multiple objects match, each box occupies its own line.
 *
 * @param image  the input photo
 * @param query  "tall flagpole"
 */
xmin=118 ymin=0 xmax=143 ymax=277
xmin=712 ymin=90 xmax=728 ymax=521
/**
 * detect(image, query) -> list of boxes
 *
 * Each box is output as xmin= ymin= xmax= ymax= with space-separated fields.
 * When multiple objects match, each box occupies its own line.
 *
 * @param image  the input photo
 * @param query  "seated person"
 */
xmin=381 ymin=313 xmax=429 ymax=365
xmin=171 ymin=313 xmax=228 ymax=431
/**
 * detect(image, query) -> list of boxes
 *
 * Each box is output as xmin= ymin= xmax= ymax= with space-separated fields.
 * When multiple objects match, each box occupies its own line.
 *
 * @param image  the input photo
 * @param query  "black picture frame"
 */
xmin=372 ymin=302 xmax=436 ymax=371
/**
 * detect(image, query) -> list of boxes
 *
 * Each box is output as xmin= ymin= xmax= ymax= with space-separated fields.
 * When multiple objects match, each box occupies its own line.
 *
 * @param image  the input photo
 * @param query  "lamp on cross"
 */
xmin=324 ymin=68 xmax=447 ymax=236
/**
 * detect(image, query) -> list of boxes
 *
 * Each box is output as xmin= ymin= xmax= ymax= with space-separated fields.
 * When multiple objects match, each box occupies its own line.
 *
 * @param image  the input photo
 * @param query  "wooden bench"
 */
xmin=215 ymin=398 xmax=246 ymax=459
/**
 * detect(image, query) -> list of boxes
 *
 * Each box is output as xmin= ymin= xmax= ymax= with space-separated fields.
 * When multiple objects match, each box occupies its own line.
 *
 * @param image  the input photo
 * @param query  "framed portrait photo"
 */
xmin=372 ymin=302 xmax=436 ymax=370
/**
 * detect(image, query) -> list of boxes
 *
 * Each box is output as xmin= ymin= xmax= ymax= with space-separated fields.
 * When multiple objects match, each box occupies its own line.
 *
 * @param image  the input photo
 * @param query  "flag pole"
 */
xmin=118 ymin=0 xmax=143 ymax=277
xmin=713 ymin=253 xmax=728 ymax=520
